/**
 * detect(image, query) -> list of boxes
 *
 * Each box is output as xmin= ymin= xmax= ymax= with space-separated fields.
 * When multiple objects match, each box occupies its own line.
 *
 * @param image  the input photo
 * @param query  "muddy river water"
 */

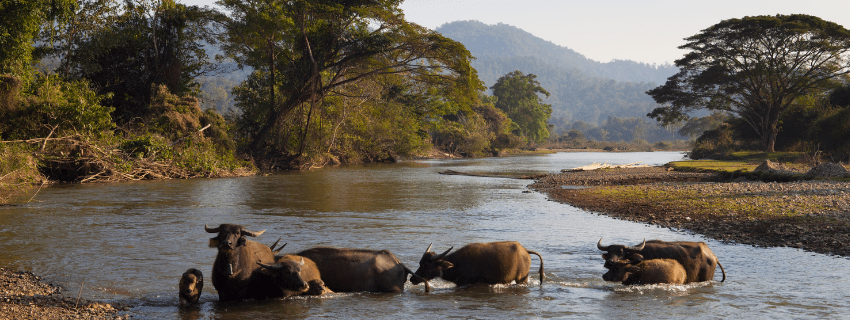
xmin=1 ymin=152 xmax=848 ymax=319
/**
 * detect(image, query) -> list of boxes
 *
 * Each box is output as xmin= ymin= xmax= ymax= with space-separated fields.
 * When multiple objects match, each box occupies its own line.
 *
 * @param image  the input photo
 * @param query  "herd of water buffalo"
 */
xmin=178 ymin=223 xmax=727 ymax=308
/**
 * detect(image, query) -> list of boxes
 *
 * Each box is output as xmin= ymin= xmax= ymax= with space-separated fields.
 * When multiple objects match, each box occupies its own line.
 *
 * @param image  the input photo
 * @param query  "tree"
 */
xmin=217 ymin=0 xmax=480 ymax=155
xmin=678 ymin=112 xmax=729 ymax=139
xmin=647 ymin=14 xmax=850 ymax=152
xmin=0 ymin=0 xmax=75 ymax=74
xmin=58 ymin=0 xmax=220 ymax=123
xmin=490 ymin=70 xmax=552 ymax=143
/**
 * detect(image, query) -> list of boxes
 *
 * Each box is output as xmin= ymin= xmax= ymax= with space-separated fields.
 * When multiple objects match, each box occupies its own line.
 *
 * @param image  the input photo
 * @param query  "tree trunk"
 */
xmin=765 ymin=127 xmax=777 ymax=153
xmin=248 ymin=42 xmax=277 ymax=153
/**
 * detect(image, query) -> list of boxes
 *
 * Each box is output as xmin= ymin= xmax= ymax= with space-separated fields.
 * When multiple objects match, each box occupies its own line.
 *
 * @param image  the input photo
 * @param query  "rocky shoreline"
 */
xmin=0 ymin=268 xmax=132 ymax=320
xmin=530 ymin=166 xmax=850 ymax=257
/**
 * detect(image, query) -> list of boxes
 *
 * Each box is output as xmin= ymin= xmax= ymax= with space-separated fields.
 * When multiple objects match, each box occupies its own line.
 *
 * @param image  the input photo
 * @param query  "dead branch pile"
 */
xmin=2 ymin=135 xmax=202 ymax=183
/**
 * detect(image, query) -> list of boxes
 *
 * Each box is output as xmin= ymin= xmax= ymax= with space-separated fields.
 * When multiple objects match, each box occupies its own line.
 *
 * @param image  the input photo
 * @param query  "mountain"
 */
xmin=436 ymin=20 xmax=677 ymax=84
xmin=436 ymin=20 xmax=679 ymax=127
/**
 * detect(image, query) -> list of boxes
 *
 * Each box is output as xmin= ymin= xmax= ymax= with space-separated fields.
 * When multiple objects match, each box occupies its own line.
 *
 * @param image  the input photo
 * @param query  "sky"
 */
xmin=182 ymin=0 xmax=850 ymax=65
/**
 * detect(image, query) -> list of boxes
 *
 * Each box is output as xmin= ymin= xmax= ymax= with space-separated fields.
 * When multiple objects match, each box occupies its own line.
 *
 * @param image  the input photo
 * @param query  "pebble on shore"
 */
xmin=0 ymin=267 xmax=131 ymax=320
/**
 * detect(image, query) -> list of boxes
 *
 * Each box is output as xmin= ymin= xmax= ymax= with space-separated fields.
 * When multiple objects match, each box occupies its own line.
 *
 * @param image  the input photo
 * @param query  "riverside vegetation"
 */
xmin=2 ymin=3 xmax=850 ymax=318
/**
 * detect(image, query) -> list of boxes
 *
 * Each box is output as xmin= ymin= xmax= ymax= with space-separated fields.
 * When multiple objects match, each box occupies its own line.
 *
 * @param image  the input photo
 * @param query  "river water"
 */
xmin=1 ymin=151 xmax=849 ymax=319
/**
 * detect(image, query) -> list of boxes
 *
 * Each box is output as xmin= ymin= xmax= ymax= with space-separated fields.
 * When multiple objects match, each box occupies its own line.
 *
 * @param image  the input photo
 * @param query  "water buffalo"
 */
xmin=257 ymin=255 xmax=331 ymax=297
xmin=178 ymin=268 xmax=203 ymax=308
xmin=205 ymin=223 xmax=279 ymax=301
xmin=410 ymin=241 xmax=544 ymax=287
xmin=296 ymin=247 xmax=429 ymax=293
xmin=597 ymin=238 xmax=726 ymax=283
xmin=602 ymin=258 xmax=687 ymax=285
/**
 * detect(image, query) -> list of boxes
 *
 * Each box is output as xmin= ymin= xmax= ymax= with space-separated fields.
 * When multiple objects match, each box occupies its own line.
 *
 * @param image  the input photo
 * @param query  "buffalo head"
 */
xmin=179 ymin=268 xmax=204 ymax=308
xmin=205 ymin=223 xmax=265 ymax=252
xmin=410 ymin=243 xmax=453 ymax=284
xmin=257 ymin=258 xmax=310 ymax=293
xmin=601 ymin=259 xmax=640 ymax=282
xmin=597 ymin=237 xmax=645 ymax=268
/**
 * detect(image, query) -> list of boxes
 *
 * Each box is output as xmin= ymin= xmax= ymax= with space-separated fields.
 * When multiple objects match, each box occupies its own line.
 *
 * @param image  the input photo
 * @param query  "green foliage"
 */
xmin=809 ymin=106 xmax=850 ymax=161
xmin=491 ymin=70 xmax=552 ymax=144
xmin=431 ymin=111 xmax=492 ymax=157
xmin=0 ymin=143 xmax=45 ymax=204
xmin=678 ymin=112 xmax=728 ymax=139
xmin=118 ymin=134 xmax=168 ymax=159
xmin=647 ymin=14 xmax=850 ymax=152
xmin=56 ymin=0 xmax=219 ymax=123
xmin=218 ymin=0 xmax=482 ymax=153
xmin=0 ymin=0 xmax=75 ymax=74
xmin=0 ymin=72 xmax=113 ymax=140
xmin=688 ymin=124 xmax=756 ymax=160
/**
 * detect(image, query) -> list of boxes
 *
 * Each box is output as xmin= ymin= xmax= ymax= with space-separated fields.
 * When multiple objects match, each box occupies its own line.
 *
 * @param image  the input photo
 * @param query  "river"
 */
xmin=1 ymin=151 xmax=848 ymax=319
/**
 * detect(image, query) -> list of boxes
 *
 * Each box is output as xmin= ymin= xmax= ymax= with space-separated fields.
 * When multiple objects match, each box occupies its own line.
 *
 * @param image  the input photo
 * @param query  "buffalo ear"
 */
xmin=208 ymin=238 xmax=219 ymax=248
xmin=237 ymin=236 xmax=247 ymax=246
xmin=628 ymin=253 xmax=644 ymax=262
xmin=602 ymin=253 xmax=611 ymax=260
xmin=441 ymin=261 xmax=454 ymax=269
xmin=626 ymin=266 xmax=641 ymax=273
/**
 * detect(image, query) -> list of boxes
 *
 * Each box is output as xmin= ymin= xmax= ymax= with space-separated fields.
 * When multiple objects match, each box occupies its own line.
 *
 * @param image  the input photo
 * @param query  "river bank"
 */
xmin=529 ymin=166 xmax=850 ymax=257
xmin=0 ymin=268 xmax=131 ymax=320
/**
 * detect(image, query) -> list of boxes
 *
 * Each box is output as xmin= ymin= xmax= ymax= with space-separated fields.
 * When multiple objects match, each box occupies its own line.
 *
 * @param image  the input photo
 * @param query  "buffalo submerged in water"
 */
xmin=205 ymin=223 xmax=281 ymax=301
xmin=597 ymin=238 xmax=726 ymax=284
xmin=410 ymin=241 xmax=544 ymax=287
xmin=295 ymin=247 xmax=430 ymax=293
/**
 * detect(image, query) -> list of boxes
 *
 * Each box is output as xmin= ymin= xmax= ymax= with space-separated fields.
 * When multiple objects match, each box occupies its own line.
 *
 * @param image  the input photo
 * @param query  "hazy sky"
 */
xmin=181 ymin=0 xmax=850 ymax=65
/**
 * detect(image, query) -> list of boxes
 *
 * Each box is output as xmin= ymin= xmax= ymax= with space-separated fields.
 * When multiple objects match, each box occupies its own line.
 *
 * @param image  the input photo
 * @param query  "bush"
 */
xmin=0 ymin=143 xmax=46 ymax=203
xmin=0 ymin=73 xmax=114 ymax=140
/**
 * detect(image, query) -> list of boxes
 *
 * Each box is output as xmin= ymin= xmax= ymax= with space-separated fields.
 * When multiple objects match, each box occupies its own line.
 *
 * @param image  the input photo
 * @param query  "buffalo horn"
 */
xmin=425 ymin=243 xmax=433 ymax=253
xmin=204 ymin=224 xmax=220 ymax=233
xmin=257 ymin=262 xmax=282 ymax=271
xmin=597 ymin=237 xmax=609 ymax=251
xmin=242 ymin=229 xmax=266 ymax=237
xmin=626 ymin=239 xmax=646 ymax=252
xmin=433 ymin=247 xmax=453 ymax=261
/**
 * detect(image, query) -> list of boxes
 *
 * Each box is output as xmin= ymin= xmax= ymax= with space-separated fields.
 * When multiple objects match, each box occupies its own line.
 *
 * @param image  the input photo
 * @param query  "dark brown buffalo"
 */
xmin=597 ymin=238 xmax=726 ymax=283
xmin=257 ymin=255 xmax=331 ymax=297
xmin=178 ymin=268 xmax=204 ymax=308
xmin=296 ymin=247 xmax=429 ymax=293
xmin=410 ymin=241 xmax=544 ymax=287
xmin=205 ymin=223 xmax=279 ymax=301
xmin=602 ymin=258 xmax=687 ymax=285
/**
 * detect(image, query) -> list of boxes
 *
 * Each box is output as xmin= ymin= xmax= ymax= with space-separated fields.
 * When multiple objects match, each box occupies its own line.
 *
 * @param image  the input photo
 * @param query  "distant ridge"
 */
xmin=436 ymin=20 xmax=678 ymax=126
xmin=436 ymin=20 xmax=677 ymax=84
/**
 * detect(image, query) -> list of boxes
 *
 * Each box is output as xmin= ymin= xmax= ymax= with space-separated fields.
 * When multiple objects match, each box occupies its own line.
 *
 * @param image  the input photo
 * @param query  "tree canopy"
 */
xmin=490 ymin=70 xmax=552 ymax=143
xmin=217 ymin=0 xmax=481 ymax=155
xmin=647 ymin=14 xmax=850 ymax=152
xmin=0 ymin=0 xmax=75 ymax=73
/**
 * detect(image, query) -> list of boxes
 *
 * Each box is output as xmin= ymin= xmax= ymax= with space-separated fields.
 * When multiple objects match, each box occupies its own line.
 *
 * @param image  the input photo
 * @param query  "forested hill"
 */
xmin=436 ymin=20 xmax=678 ymax=128
xmin=436 ymin=20 xmax=678 ymax=84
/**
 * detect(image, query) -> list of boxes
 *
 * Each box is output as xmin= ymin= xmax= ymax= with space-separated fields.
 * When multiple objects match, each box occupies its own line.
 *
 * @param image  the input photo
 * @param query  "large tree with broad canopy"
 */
xmin=647 ymin=14 xmax=850 ymax=152
xmin=216 ymin=0 xmax=480 ymax=155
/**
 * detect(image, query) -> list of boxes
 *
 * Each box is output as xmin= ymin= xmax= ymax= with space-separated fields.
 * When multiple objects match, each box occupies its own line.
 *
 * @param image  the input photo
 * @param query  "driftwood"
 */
xmin=438 ymin=170 xmax=534 ymax=179
xmin=561 ymin=162 xmax=650 ymax=172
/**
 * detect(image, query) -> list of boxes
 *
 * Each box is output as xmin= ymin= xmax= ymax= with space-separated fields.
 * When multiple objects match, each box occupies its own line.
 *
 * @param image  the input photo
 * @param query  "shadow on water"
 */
xmin=2 ymin=152 xmax=850 ymax=319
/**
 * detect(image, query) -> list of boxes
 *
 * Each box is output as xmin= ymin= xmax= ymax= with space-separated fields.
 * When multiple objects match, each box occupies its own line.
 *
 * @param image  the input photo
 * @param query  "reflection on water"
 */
xmin=2 ymin=152 xmax=850 ymax=319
